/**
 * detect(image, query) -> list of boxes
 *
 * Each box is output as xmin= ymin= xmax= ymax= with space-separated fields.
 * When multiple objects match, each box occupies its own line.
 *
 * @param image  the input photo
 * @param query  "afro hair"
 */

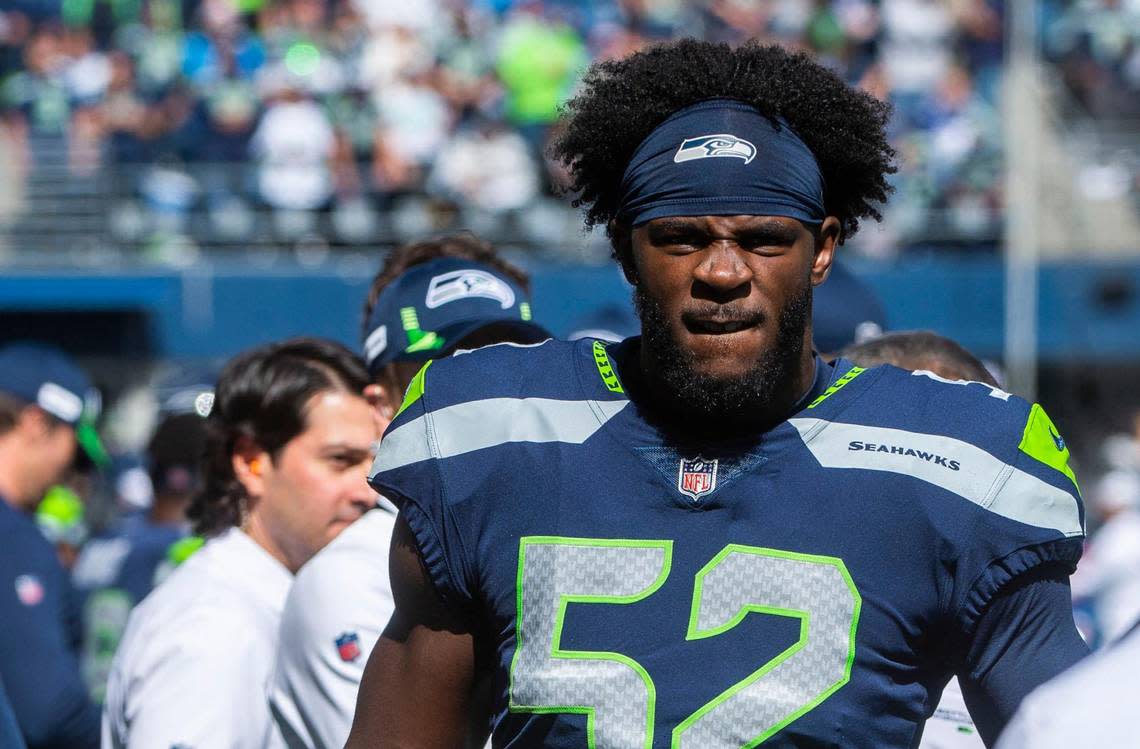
xmin=552 ymin=39 xmax=896 ymax=247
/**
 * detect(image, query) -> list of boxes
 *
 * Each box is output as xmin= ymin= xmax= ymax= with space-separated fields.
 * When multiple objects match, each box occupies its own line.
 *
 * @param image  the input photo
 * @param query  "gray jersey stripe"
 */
xmin=790 ymin=418 xmax=1082 ymax=536
xmin=371 ymin=398 xmax=629 ymax=475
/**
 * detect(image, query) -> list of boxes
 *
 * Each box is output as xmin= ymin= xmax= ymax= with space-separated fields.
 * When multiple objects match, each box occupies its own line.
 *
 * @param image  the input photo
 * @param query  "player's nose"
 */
xmin=347 ymin=468 xmax=379 ymax=510
xmin=692 ymin=243 xmax=752 ymax=300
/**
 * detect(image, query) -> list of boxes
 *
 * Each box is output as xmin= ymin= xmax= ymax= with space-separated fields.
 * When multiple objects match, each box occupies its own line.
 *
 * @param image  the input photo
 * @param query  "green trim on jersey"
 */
xmin=808 ymin=366 xmax=865 ymax=409
xmin=1019 ymin=403 xmax=1080 ymax=492
xmin=592 ymin=341 xmax=624 ymax=394
xmin=396 ymin=361 xmax=432 ymax=418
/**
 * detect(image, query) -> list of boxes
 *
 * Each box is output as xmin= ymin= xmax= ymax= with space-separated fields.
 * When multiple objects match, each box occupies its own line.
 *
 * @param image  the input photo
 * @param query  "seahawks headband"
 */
xmin=616 ymin=99 xmax=825 ymax=226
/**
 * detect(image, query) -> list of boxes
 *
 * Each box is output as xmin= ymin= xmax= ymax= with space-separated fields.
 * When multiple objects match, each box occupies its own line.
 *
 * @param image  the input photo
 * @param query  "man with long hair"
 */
xmin=104 ymin=338 xmax=380 ymax=748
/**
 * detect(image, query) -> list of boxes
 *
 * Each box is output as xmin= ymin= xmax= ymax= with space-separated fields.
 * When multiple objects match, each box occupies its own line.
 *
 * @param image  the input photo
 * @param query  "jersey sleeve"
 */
xmin=950 ymin=401 xmax=1085 ymax=634
xmin=957 ymin=568 xmax=1088 ymax=744
xmin=271 ymin=510 xmax=396 ymax=749
xmin=368 ymin=362 xmax=475 ymax=608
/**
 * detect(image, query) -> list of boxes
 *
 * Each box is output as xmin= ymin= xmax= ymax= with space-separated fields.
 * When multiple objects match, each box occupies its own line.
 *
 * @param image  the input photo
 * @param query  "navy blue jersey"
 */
xmin=0 ymin=677 xmax=27 ymax=749
xmin=0 ymin=495 xmax=99 ymax=748
xmin=75 ymin=514 xmax=185 ymax=604
xmin=369 ymin=338 xmax=1084 ymax=749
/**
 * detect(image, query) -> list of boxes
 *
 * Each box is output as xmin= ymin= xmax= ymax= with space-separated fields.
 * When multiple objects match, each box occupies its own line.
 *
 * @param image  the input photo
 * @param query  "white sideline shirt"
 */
xmin=271 ymin=501 xmax=397 ymax=749
xmin=920 ymin=677 xmax=983 ymax=748
xmin=103 ymin=527 xmax=292 ymax=748
xmin=995 ymin=623 xmax=1140 ymax=749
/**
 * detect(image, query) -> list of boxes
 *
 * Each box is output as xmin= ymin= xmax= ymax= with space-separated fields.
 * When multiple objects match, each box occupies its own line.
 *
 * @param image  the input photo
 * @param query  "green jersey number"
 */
xmin=508 ymin=537 xmax=861 ymax=749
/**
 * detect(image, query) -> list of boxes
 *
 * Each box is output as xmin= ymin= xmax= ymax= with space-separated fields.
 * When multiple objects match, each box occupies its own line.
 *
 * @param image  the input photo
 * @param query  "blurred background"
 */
xmin=0 ymin=0 xmax=1138 ymax=642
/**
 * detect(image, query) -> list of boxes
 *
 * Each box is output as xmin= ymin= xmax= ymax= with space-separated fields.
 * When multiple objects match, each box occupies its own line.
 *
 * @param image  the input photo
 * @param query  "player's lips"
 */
xmin=682 ymin=309 xmax=765 ymax=336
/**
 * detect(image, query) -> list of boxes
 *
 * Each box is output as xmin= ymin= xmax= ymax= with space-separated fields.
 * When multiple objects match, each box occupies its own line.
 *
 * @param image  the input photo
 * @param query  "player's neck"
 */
xmin=241 ymin=512 xmax=301 ymax=574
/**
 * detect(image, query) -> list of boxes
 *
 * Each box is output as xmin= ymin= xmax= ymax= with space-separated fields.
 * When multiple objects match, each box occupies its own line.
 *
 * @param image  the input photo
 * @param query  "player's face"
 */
xmin=258 ymin=390 xmax=381 ymax=571
xmin=629 ymin=215 xmax=837 ymax=418
xmin=20 ymin=410 xmax=78 ymax=506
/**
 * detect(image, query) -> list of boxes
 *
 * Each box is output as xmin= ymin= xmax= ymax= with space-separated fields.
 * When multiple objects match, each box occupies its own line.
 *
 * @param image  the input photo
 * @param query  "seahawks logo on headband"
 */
xmin=673 ymin=134 xmax=757 ymax=165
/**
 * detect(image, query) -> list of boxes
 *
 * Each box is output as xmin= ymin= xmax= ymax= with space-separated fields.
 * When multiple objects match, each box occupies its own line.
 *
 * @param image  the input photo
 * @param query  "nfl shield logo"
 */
xmin=678 ymin=457 xmax=718 ymax=501
xmin=15 ymin=574 xmax=44 ymax=607
xmin=335 ymin=632 xmax=362 ymax=662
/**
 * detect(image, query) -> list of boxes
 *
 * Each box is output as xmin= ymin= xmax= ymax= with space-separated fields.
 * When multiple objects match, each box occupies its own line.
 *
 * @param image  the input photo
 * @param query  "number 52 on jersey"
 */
xmin=509 ymin=537 xmax=862 ymax=749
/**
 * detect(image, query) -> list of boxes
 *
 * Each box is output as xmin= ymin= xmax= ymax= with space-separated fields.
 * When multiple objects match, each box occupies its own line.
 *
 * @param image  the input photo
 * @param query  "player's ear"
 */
xmin=810 ymin=216 xmax=841 ymax=287
xmin=232 ymin=436 xmax=269 ymax=500
xmin=610 ymin=220 xmax=639 ymax=285
xmin=17 ymin=405 xmax=54 ymax=442
xmin=365 ymin=364 xmax=407 ymax=427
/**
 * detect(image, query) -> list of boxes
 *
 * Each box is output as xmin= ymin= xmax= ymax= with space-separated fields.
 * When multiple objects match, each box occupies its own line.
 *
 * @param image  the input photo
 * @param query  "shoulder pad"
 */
xmin=793 ymin=364 xmax=1083 ymax=536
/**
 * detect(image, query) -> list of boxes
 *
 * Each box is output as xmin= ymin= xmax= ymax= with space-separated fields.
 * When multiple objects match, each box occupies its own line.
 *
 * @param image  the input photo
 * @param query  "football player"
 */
xmin=349 ymin=41 xmax=1087 ymax=748
xmin=840 ymin=330 xmax=1006 ymax=749
xmin=270 ymin=234 xmax=550 ymax=749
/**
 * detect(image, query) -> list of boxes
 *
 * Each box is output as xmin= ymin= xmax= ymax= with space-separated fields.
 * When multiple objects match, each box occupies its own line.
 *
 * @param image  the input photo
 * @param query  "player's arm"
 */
xmin=0 ymin=564 xmax=99 ymax=748
xmin=955 ymin=565 xmax=1088 ymax=746
xmin=346 ymin=512 xmax=479 ymax=749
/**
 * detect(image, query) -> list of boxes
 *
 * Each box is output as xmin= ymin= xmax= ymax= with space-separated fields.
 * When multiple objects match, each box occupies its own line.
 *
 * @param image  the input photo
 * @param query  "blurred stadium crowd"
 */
xmin=1 ymin=0 xmax=1137 ymax=259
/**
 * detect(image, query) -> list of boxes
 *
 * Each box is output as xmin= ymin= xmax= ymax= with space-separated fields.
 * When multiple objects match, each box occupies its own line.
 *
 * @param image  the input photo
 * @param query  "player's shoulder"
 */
xmin=408 ymin=337 xmax=598 ymax=411
xmin=121 ymin=576 xmax=260 ymax=673
xmin=127 ymin=534 xmax=264 ymax=631
xmin=373 ymin=337 xmax=629 ymax=482
xmin=797 ymin=360 xmax=1083 ymax=536
xmin=839 ymin=361 xmax=1029 ymax=444
xmin=813 ymin=360 xmax=1065 ymax=464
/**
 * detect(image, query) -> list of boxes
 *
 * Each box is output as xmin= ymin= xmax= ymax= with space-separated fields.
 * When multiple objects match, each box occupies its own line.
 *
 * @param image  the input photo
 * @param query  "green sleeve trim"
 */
xmin=807 ymin=366 xmax=865 ymax=409
xmin=395 ymin=360 xmax=432 ymax=418
xmin=592 ymin=340 xmax=624 ymax=394
xmin=1019 ymin=403 xmax=1080 ymax=492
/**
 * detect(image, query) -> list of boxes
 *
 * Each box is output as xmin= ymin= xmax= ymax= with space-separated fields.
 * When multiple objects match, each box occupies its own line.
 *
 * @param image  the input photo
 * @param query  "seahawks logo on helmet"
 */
xmin=673 ymin=134 xmax=757 ymax=165
xmin=425 ymin=270 xmax=516 ymax=310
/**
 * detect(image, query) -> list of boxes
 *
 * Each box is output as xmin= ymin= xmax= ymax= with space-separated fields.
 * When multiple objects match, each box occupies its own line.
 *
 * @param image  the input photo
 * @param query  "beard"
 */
xmin=633 ymin=279 xmax=812 ymax=426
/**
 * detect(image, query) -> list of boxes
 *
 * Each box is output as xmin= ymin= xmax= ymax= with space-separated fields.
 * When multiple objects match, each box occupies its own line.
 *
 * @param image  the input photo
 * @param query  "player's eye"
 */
xmin=652 ymin=230 xmax=706 ymax=250
xmin=326 ymin=453 xmax=358 ymax=469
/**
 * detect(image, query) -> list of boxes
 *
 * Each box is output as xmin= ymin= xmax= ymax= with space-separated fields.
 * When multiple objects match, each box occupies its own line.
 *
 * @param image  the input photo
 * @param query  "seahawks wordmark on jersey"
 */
xmin=369 ymin=338 xmax=1083 ymax=749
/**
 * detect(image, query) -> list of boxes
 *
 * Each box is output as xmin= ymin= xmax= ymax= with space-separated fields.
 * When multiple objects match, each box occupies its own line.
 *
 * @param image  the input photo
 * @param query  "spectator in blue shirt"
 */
xmin=0 ymin=677 xmax=27 ymax=749
xmin=0 ymin=342 xmax=103 ymax=749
